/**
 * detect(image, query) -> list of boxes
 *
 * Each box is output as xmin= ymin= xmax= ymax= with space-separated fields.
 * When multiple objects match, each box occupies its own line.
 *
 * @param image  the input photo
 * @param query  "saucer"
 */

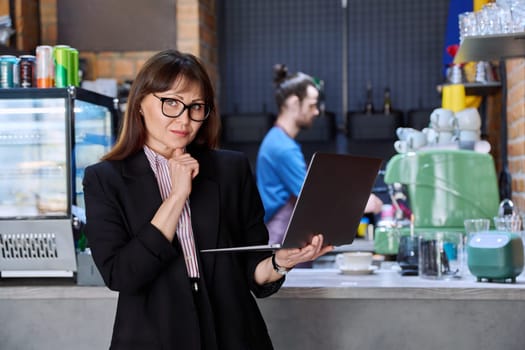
xmin=339 ymin=265 xmax=377 ymax=275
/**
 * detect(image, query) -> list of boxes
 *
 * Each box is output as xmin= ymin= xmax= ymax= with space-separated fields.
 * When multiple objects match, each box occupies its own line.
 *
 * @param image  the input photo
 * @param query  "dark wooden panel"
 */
xmin=57 ymin=0 xmax=177 ymax=51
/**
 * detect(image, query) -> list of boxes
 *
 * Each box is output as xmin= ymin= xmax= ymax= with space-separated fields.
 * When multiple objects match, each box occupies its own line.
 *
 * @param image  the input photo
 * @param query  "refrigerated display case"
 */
xmin=0 ymin=87 xmax=119 ymax=277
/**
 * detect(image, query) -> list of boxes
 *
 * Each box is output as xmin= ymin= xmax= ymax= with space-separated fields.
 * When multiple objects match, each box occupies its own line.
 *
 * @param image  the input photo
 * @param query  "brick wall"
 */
xmin=39 ymin=0 xmax=56 ymax=44
xmin=39 ymin=0 xmax=218 ymax=86
xmin=507 ymin=58 xmax=525 ymax=210
xmin=177 ymin=0 xmax=218 ymax=95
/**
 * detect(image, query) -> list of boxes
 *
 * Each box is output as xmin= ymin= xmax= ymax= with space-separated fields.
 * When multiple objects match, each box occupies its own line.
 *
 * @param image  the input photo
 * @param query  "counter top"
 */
xmin=1 ymin=263 xmax=524 ymax=301
xmin=2 ymin=265 xmax=525 ymax=350
xmin=278 ymin=266 xmax=525 ymax=300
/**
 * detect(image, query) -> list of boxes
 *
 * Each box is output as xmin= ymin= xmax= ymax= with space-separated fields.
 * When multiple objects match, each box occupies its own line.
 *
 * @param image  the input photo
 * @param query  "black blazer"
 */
xmin=83 ymin=146 xmax=283 ymax=350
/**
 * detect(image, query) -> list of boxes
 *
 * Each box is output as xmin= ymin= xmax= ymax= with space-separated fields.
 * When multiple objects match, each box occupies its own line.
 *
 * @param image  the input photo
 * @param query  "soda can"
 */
xmin=67 ymin=48 xmax=79 ymax=87
xmin=12 ymin=56 xmax=20 ymax=87
xmin=53 ymin=45 xmax=70 ymax=87
xmin=0 ymin=55 xmax=16 ymax=88
xmin=20 ymin=55 xmax=36 ymax=88
xmin=36 ymin=45 xmax=54 ymax=88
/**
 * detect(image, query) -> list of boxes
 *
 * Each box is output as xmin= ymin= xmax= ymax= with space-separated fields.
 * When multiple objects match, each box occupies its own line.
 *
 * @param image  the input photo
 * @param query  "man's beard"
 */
xmin=298 ymin=118 xmax=314 ymax=130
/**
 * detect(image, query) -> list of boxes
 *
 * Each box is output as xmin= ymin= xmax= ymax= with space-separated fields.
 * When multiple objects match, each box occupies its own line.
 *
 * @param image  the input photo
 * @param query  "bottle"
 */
xmin=313 ymin=77 xmax=325 ymax=114
xmin=357 ymin=216 xmax=369 ymax=238
xmin=364 ymin=82 xmax=374 ymax=114
xmin=383 ymin=87 xmax=392 ymax=115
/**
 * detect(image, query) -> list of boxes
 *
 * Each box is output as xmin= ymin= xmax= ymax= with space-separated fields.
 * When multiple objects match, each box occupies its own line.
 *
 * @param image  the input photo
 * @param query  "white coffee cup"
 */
xmin=430 ymin=108 xmax=455 ymax=132
xmin=396 ymin=127 xmax=419 ymax=141
xmin=406 ymin=130 xmax=427 ymax=150
xmin=437 ymin=130 xmax=455 ymax=144
xmin=422 ymin=127 xmax=438 ymax=145
xmin=335 ymin=251 xmax=373 ymax=270
xmin=456 ymin=107 xmax=481 ymax=131
xmin=459 ymin=129 xmax=480 ymax=142
xmin=394 ymin=140 xmax=409 ymax=154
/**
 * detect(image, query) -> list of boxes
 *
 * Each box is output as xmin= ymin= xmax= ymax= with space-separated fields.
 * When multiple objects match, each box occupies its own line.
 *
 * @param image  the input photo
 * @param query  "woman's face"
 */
xmin=141 ymin=77 xmax=205 ymax=158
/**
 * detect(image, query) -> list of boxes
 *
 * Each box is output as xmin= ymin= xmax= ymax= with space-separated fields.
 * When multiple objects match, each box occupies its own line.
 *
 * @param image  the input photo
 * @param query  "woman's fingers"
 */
xmin=275 ymin=234 xmax=333 ymax=267
xmin=170 ymin=150 xmax=200 ymax=178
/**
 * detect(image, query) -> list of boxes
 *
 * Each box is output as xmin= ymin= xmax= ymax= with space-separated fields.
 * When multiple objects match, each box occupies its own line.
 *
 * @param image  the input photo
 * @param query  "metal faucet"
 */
xmin=498 ymin=198 xmax=515 ymax=217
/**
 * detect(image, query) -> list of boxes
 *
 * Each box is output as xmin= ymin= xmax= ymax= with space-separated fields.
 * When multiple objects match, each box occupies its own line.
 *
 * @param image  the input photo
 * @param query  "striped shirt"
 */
xmin=143 ymin=146 xmax=200 ymax=278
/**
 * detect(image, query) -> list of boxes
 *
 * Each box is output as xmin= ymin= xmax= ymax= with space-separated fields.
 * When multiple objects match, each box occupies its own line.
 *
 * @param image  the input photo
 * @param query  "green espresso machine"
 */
xmin=375 ymin=149 xmax=500 ymax=255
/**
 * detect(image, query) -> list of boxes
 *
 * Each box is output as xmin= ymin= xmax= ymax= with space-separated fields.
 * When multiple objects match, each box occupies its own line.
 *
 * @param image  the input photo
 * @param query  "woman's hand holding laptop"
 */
xmin=275 ymin=233 xmax=334 ymax=269
xmin=255 ymin=234 xmax=334 ymax=284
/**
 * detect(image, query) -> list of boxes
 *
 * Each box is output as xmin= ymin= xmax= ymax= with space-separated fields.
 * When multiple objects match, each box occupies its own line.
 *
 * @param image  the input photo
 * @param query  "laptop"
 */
xmin=200 ymin=152 xmax=383 ymax=253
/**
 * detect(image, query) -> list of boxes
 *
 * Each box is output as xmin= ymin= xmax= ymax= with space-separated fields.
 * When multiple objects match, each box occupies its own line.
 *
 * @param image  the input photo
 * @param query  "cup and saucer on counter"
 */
xmin=335 ymin=251 xmax=377 ymax=275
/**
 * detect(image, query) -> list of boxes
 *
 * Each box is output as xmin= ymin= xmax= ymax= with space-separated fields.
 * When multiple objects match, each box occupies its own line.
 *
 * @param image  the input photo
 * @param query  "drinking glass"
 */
xmin=418 ymin=231 xmax=463 ymax=280
xmin=493 ymin=214 xmax=522 ymax=232
xmin=397 ymin=235 xmax=419 ymax=276
xmin=458 ymin=11 xmax=478 ymax=42
xmin=464 ymin=218 xmax=491 ymax=241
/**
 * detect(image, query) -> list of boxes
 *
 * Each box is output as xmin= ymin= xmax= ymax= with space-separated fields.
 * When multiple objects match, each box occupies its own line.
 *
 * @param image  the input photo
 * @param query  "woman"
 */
xmin=82 ymin=49 xmax=333 ymax=349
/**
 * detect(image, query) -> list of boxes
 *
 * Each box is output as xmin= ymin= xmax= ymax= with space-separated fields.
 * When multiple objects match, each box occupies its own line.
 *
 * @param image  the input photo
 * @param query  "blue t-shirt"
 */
xmin=256 ymin=126 xmax=306 ymax=223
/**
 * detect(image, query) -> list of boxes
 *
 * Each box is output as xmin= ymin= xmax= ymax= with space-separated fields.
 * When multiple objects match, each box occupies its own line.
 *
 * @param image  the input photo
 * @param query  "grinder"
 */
xmin=467 ymin=231 xmax=524 ymax=283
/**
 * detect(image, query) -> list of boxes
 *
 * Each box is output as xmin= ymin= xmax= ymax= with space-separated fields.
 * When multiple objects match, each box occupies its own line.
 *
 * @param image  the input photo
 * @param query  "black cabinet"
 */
xmin=346 ymin=111 xmax=403 ymax=140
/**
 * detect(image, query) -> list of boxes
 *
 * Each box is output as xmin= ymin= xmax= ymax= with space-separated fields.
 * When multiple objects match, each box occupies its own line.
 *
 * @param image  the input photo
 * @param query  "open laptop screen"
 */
xmin=201 ymin=152 xmax=383 ymax=252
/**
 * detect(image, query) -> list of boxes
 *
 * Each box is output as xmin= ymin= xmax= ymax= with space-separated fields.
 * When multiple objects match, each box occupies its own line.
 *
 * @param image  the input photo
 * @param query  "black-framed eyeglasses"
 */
xmin=152 ymin=94 xmax=210 ymax=122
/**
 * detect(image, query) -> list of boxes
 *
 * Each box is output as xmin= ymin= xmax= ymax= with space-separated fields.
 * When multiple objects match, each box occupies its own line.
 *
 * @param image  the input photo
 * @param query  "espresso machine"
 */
xmin=374 ymin=149 xmax=500 ymax=254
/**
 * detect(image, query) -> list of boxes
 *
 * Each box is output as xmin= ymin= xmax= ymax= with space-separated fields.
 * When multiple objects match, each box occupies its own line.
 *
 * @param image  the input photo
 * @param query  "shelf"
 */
xmin=453 ymin=33 xmax=524 ymax=199
xmin=454 ymin=32 xmax=525 ymax=63
xmin=436 ymin=82 xmax=501 ymax=95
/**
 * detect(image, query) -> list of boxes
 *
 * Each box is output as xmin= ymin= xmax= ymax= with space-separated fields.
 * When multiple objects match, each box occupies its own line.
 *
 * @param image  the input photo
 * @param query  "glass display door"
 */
xmin=0 ymin=96 xmax=70 ymax=219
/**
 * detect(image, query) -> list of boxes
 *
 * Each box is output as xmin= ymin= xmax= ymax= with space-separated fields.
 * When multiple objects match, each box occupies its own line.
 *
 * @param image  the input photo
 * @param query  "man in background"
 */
xmin=256 ymin=64 xmax=383 ymax=247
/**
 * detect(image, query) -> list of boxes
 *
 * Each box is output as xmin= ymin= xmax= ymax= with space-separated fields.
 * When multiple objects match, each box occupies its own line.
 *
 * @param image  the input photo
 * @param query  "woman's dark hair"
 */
xmin=273 ymin=63 xmax=317 ymax=111
xmin=103 ymin=49 xmax=220 ymax=161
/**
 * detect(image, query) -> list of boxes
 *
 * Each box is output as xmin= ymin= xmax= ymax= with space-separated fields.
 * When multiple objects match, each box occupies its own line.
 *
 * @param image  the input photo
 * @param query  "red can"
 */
xmin=19 ymin=55 xmax=36 ymax=88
